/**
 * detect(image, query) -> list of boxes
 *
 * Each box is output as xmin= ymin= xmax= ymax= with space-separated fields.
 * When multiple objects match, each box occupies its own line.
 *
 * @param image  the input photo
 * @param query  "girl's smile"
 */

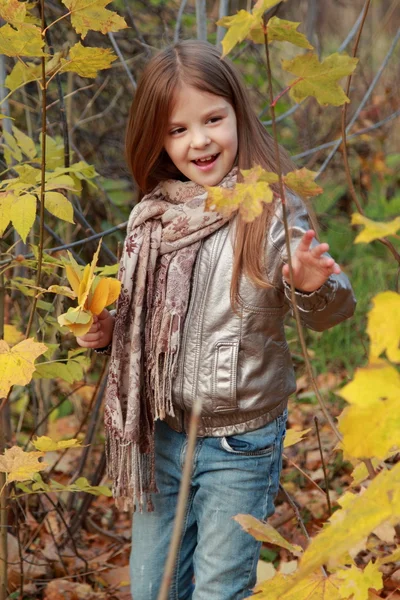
xmin=163 ymin=84 xmax=238 ymax=187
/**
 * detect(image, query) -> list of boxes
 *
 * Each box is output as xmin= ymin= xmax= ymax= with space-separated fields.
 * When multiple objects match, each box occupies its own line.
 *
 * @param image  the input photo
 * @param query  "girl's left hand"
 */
xmin=282 ymin=230 xmax=341 ymax=293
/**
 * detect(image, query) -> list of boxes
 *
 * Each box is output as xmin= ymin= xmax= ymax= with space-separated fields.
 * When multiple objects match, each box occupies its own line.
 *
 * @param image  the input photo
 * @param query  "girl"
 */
xmin=76 ymin=40 xmax=356 ymax=600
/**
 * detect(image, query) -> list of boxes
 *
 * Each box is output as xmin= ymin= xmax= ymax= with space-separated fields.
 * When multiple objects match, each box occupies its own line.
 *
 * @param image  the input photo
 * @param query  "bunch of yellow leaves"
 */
xmin=57 ymin=240 xmax=121 ymax=337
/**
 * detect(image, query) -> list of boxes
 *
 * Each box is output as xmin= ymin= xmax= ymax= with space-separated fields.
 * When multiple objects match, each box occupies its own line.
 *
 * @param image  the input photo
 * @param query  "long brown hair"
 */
xmin=125 ymin=40 xmax=295 ymax=306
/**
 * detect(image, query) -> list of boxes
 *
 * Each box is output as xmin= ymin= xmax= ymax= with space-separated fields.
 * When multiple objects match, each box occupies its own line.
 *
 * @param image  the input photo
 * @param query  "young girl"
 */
xmin=76 ymin=40 xmax=356 ymax=600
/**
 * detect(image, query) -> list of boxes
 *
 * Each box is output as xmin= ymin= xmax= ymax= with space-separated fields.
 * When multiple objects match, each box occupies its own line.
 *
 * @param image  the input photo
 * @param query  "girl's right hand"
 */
xmin=76 ymin=308 xmax=115 ymax=349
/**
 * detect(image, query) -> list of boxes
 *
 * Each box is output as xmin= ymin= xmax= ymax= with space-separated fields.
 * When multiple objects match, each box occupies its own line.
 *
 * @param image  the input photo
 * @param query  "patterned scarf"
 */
xmin=104 ymin=168 xmax=237 ymax=511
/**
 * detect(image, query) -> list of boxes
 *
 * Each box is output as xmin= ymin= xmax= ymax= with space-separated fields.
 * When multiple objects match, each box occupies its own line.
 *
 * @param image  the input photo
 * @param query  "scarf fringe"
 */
xmin=105 ymin=431 xmax=156 ymax=512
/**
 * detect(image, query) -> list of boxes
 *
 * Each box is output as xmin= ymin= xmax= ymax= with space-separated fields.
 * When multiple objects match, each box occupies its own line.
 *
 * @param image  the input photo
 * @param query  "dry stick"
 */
xmin=313 ymin=417 xmax=332 ymax=516
xmin=262 ymin=24 xmax=342 ymax=443
xmin=278 ymin=484 xmax=310 ymax=543
xmin=282 ymin=454 xmax=326 ymax=497
xmin=0 ymin=273 xmax=8 ymax=600
xmin=157 ymin=404 xmax=202 ymax=600
xmin=341 ymin=0 xmax=400 ymax=269
xmin=174 ymin=0 xmax=189 ymax=43
xmin=25 ymin=3 xmax=47 ymax=339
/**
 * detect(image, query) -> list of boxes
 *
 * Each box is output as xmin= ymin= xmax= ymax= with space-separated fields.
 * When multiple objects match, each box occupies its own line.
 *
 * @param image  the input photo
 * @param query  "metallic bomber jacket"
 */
xmin=165 ymin=192 xmax=357 ymax=437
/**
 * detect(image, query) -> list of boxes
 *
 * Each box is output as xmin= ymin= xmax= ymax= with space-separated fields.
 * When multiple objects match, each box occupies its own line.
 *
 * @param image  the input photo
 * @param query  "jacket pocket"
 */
xmin=212 ymin=340 xmax=239 ymax=413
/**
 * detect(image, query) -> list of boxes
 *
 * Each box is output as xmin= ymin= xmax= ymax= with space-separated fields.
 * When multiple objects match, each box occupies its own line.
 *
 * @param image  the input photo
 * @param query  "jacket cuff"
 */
xmin=282 ymin=276 xmax=337 ymax=313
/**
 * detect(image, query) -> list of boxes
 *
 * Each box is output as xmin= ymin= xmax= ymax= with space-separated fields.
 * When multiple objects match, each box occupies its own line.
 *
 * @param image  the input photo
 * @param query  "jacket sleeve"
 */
xmin=268 ymin=191 xmax=357 ymax=332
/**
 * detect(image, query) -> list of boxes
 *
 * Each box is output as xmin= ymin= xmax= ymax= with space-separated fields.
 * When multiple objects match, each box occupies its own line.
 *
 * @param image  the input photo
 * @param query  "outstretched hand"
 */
xmin=282 ymin=230 xmax=341 ymax=293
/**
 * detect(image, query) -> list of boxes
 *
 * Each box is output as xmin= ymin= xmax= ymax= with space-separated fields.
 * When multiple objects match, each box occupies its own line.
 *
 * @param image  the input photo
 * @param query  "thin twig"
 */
xmin=282 ymin=454 xmax=326 ymax=496
xmin=108 ymin=33 xmax=137 ymax=90
xmin=174 ymin=0 xmax=189 ymax=43
xmin=263 ymin=21 xmax=342 ymax=442
xmin=313 ymin=416 xmax=332 ymax=516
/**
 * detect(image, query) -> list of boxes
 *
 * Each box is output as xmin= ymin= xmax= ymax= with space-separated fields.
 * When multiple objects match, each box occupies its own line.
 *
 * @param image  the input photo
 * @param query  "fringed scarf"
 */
xmin=104 ymin=168 xmax=237 ymax=511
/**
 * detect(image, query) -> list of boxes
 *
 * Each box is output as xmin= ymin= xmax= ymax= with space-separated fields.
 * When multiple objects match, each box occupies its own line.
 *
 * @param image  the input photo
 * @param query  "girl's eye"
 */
xmin=170 ymin=128 xmax=185 ymax=135
xmin=208 ymin=116 xmax=221 ymax=124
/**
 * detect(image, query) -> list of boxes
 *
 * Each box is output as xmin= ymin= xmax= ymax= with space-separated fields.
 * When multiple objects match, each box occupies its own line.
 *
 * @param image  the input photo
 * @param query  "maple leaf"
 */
xmin=0 ymin=446 xmax=48 ymax=483
xmin=338 ymin=360 xmax=400 ymax=406
xmin=205 ymin=165 xmax=276 ymax=223
xmin=5 ymin=53 xmax=62 ymax=93
xmin=282 ymin=52 xmax=358 ymax=106
xmin=249 ymin=16 xmax=313 ymax=49
xmin=0 ymin=23 xmax=45 ymax=57
xmin=351 ymin=213 xmax=400 ymax=243
xmin=234 ymin=514 xmax=303 ymax=555
xmin=367 ymin=291 xmax=400 ymax=363
xmin=59 ymin=42 xmax=117 ymax=78
xmin=62 ymin=0 xmax=128 ymax=40
xmin=32 ymin=436 xmax=82 ymax=452
xmin=4 ymin=325 xmax=24 ymax=347
xmin=0 ymin=338 xmax=47 ymax=397
xmin=284 ymin=428 xmax=311 ymax=448
xmin=284 ymin=168 xmax=323 ymax=198
xmin=0 ymin=0 xmax=26 ymax=27
xmin=335 ymin=561 xmax=383 ymax=600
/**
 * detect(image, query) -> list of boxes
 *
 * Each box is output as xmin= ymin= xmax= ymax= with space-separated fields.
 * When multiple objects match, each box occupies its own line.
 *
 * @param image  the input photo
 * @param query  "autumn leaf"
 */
xmin=3 ymin=325 xmax=24 ymax=347
xmin=249 ymin=16 xmax=313 ymax=49
xmin=284 ymin=428 xmax=311 ymax=448
xmin=0 ymin=0 xmax=26 ymax=26
xmin=12 ymin=126 xmax=36 ymax=159
xmin=282 ymin=52 xmax=358 ymax=106
xmin=253 ymin=570 xmax=342 ymax=600
xmin=338 ymin=360 xmax=400 ymax=406
xmin=57 ymin=241 xmax=121 ymax=336
xmin=62 ymin=0 xmax=128 ymax=40
xmin=0 ymin=446 xmax=48 ymax=483
xmin=335 ymin=561 xmax=383 ymax=600
xmin=0 ymin=191 xmax=13 ymax=236
xmin=5 ymin=53 xmax=62 ymax=93
xmin=59 ymin=42 xmax=117 ymax=78
xmin=351 ymin=213 xmax=400 ymax=243
xmin=44 ymin=192 xmax=75 ymax=223
xmin=205 ymin=165 xmax=275 ymax=222
xmin=283 ymin=168 xmax=323 ymax=198
xmin=11 ymin=193 xmax=37 ymax=243
xmin=234 ymin=514 xmax=303 ymax=555
xmin=367 ymin=291 xmax=400 ymax=363
xmin=0 ymin=23 xmax=45 ymax=58
xmin=0 ymin=338 xmax=47 ymax=397
xmin=32 ymin=436 xmax=83 ymax=452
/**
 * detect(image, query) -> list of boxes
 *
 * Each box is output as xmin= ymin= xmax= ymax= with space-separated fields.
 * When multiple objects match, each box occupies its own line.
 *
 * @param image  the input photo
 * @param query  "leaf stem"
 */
xmin=271 ymin=79 xmax=301 ymax=108
xmin=314 ymin=416 xmax=332 ymax=516
xmin=262 ymin=21 xmax=342 ymax=442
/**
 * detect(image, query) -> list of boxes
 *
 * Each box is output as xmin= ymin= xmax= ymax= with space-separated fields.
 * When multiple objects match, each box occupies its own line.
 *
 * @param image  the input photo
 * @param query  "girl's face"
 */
xmin=163 ymin=83 xmax=238 ymax=187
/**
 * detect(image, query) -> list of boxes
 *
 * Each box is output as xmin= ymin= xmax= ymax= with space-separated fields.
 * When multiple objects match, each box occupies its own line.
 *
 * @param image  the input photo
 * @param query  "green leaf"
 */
xmin=282 ymin=52 xmax=359 ymax=106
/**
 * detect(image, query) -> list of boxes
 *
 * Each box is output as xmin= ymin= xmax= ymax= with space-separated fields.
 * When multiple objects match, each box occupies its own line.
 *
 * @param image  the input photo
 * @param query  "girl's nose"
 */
xmin=190 ymin=131 xmax=211 ymax=149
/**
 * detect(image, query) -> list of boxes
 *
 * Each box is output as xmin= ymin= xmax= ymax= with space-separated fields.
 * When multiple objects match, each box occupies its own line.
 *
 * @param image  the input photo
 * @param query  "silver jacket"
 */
xmin=165 ymin=192 xmax=356 ymax=437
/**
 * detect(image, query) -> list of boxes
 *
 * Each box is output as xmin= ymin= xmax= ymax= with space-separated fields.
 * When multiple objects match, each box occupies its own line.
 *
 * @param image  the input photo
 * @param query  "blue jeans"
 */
xmin=130 ymin=408 xmax=288 ymax=600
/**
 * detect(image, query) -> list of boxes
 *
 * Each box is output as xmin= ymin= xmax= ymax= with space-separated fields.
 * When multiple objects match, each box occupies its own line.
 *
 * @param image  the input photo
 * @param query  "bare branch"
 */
xmin=196 ymin=0 xmax=207 ymax=41
xmin=108 ymin=32 xmax=137 ymax=91
xmin=174 ymin=0 xmax=189 ymax=43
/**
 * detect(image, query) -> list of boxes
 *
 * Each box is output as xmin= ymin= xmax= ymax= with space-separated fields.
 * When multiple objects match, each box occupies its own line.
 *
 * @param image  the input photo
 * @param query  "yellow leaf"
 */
xmin=351 ymin=213 xmax=400 ymax=244
xmin=234 ymin=514 xmax=303 ymax=555
xmin=78 ymin=240 xmax=102 ymax=308
xmin=217 ymin=10 xmax=255 ymax=58
xmin=205 ymin=165 xmax=275 ymax=223
xmin=65 ymin=264 xmax=82 ymax=297
xmin=59 ymin=42 xmax=117 ymax=78
xmin=254 ymin=570 xmax=341 ymax=600
xmin=284 ymin=168 xmax=323 ymax=198
xmin=44 ymin=192 xmax=75 ymax=223
xmin=0 ymin=191 xmax=13 ymax=236
xmin=88 ymin=277 xmax=110 ymax=315
xmin=105 ymin=277 xmax=121 ymax=306
xmin=4 ymin=54 xmax=60 ymax=92
xmin=249 ymin=16 xmax=313 ymax=49
xmin=338 ymin=360 xmax=400 ymax=406
xmin=32 ymin=436 xmax=82 ymax=452
xmin=11 ymin=193 xmax=37 ymax=243
xmin=58 ymin=306 xmax=94 ymax=337
xmin=0 ymin=446 xmax=47 ymax=483
xmin=284 ymin=428 xmax=311 ymax=448
xmin=3 ymin=325 xmax=24 ymax=347
xmin=12 ymin=125 xmax=36 ymax=159
xmin=350 ymin=459 xmax=385 ymax=487
xmin=47 ymin=284 xmax=77 ymax=300
xmin=282 ymin=52 xmax=358 ymax=107
xmin=62 ymin=0 xmax=127 ymax=39
xmin=0 ymin=0 xmax=26 ymax=27
xmin=339 ymin=396 xmax=400 ymax=460
xmin=367 ymin=291 xmax=400 ymax=363
xmin=44 ymin=174 xmax=79 ymax=192
xmin=45 ymin=135 xmax=65 ymax=170
xmin=0 ymin=23 xmax=45 ymax=57
xmin=252 ymin=0 xmax=283 ymax=18
xmin=288 ymin=462 xmax=400 ymax=586
xmin=335 ymin=562 xmax=383 ymax=600
xmin=0 ymin=338 xmax=47 ymax=397
xmin=3 ymin=130 xmax=22 ymax=161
